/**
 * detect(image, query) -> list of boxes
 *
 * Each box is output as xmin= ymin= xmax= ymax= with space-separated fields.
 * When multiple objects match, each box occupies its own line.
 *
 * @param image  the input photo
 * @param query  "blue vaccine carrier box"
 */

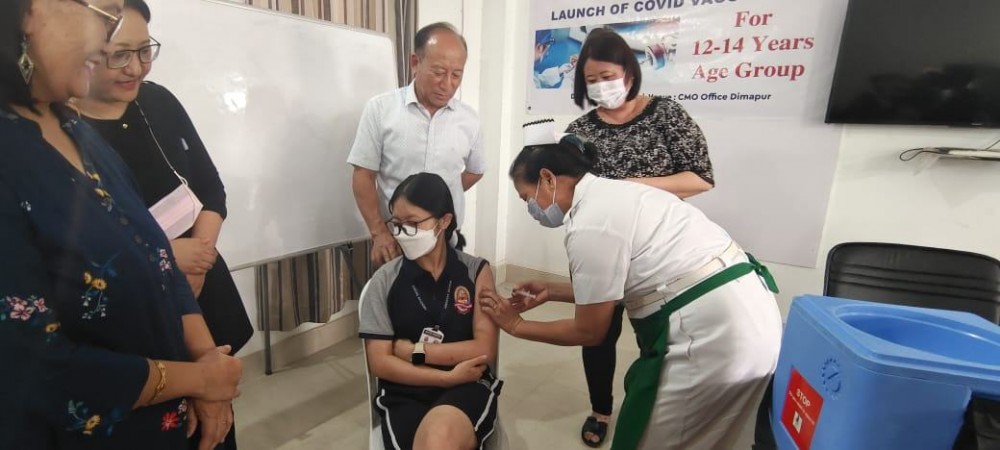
xmin=772 ymin=295 xmax=1000 ymax=450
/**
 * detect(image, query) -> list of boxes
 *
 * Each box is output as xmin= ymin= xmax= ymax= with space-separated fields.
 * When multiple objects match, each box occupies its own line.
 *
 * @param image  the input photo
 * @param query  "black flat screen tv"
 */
xmin=826 ymin=0 xmax=1000 ymax=128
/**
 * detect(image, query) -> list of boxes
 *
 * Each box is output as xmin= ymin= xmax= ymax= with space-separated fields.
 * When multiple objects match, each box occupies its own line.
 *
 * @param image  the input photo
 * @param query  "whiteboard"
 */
xmin=146 ymin=0 xmax=396 ymax=269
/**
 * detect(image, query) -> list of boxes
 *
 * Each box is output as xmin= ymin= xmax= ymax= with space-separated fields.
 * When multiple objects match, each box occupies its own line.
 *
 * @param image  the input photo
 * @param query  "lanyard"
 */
xmin=135 ymin=100 xmax=188 ymax=187
xmin=411 ymin=280 xmax=452 ymax=327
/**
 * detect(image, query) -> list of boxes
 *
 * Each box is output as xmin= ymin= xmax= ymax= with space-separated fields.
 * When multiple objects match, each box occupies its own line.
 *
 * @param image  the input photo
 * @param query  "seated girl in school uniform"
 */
xmin=358 ymin=172 xmax=502 ymax=450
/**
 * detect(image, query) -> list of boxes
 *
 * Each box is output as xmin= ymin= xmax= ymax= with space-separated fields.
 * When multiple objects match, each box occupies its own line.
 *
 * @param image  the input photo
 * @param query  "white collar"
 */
xmin=405 ymin=82 xmax=457 ymax=111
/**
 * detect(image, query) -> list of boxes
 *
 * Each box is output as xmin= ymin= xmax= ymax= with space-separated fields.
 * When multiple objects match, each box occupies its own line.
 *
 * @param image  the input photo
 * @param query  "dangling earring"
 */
xmin=18 ymin=37 xmax=34 ymax=85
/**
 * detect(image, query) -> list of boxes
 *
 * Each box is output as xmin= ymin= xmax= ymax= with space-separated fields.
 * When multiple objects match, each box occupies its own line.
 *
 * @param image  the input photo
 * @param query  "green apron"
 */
xmin=611 ymin=254 xmax=779 ymax=450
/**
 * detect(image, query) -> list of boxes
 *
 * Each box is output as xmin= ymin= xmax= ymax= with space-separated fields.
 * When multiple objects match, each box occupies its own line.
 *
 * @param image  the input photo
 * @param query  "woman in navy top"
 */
xmin=0 ymin=1 xmax=241 ymax=449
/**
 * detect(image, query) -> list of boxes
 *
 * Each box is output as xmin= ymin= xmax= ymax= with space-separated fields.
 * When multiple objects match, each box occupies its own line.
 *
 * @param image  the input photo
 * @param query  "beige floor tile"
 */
xmin=275 ymin=402 xmax=370 ymax=449
xmin=235 ymin=339 xmax=369 ymax=450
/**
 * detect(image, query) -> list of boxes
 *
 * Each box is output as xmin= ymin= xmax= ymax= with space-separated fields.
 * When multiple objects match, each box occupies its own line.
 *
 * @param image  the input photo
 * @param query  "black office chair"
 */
xmin=824 ymin=242 xmax=1000 ymax=323
xmin=752 ymin=242 xmax=1000 ymax=450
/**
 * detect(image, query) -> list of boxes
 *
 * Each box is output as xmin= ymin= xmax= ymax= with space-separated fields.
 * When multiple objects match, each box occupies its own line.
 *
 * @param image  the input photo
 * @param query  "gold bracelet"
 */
xmin=150 ymin=360 xmax=167 ymax=404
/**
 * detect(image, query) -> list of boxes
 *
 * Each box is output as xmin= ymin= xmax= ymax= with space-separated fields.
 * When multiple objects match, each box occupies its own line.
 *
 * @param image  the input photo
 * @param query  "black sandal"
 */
xmin=581 ymin=416 xmax=609 ymax=448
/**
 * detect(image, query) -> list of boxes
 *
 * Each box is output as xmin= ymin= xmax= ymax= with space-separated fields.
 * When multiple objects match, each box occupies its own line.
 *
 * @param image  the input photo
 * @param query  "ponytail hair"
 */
xmin=388 ymin=172 xmax=466 ymax=251
xmin=508 ymin=133 xmax=600 ymax=184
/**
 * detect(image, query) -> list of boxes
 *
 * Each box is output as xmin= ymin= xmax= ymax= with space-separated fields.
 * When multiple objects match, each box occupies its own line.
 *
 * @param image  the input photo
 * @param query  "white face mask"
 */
xmin=148 ymin=181 xmax=203 ymax=240
xmin=394 ymin=223 xmax=442 ymax=260
xmin=586 ymin=77 xmax=628 ymax=110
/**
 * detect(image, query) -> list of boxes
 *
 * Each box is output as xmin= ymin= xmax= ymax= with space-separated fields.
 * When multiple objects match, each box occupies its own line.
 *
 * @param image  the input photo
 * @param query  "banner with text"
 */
xmin=528 ymin=0 xmax=838 ymax=117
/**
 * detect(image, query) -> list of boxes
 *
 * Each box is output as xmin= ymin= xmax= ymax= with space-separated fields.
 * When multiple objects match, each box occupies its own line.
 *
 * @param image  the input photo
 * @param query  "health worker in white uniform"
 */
xmin=480 ymin=121 xmax=783 ymax=450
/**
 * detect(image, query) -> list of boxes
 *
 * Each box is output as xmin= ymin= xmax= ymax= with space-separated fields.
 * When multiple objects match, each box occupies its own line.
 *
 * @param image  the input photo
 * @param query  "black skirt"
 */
xmin=198 ymin=253 xmax=252 ymax=354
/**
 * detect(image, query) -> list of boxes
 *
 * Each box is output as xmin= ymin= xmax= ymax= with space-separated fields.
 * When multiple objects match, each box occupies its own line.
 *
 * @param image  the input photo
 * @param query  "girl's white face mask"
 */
xmin=149 ymin=180 xmax=203 ymax=240
xmin=394 ymin=224 xmax=442 ymax=260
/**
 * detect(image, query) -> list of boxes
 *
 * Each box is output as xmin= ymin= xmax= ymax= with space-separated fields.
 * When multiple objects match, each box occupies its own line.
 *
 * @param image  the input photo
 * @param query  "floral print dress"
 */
xmin=0 ymin=105 xmax=200 ymax=449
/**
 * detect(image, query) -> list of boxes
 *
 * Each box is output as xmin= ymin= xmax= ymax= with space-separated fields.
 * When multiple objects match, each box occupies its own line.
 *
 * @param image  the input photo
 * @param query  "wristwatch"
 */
xmin=411 ymin=342 xmax=426 ymax=366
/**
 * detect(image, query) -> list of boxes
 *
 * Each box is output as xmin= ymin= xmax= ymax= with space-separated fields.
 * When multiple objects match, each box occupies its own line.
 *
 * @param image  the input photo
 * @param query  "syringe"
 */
xmin=513 ymin=289 xmax=537 ymax=299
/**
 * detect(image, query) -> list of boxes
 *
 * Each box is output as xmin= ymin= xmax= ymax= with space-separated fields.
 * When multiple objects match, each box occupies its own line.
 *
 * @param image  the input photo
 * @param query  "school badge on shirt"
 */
xmin=454 ymin=286 xmax=472 ymax=315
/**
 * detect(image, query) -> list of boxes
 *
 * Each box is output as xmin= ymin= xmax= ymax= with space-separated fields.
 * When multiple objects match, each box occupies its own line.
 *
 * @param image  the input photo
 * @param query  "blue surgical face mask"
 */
xmin=527 ymin=178 xmax=565 ymax=228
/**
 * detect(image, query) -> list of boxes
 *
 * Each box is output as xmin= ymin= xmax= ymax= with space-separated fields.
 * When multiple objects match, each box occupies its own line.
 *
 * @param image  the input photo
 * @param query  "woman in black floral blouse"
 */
xmin=564 ymin=27 xmax=714 ymax=447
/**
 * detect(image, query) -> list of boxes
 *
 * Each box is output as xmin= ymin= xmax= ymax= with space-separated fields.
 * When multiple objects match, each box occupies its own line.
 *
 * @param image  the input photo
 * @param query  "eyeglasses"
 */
xmin=386 ymin=216 xmax=437 ymax=237
xmin=107 ymin=37 xmax=161 ymax=69
xmin=70 ymin=0 xmax=124 ymax=42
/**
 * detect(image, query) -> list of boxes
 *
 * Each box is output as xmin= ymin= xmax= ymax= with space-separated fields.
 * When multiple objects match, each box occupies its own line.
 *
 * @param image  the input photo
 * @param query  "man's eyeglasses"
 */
xmin=386 ymin=216 xmax=437 ymax=237
xmin=70 ymin=0 xmax=124 ymax=42
xmin=107 ymin=37 xmax=161 ymax=69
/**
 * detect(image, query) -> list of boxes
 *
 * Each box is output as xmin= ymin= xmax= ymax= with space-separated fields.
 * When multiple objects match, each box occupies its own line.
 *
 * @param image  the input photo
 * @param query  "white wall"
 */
xmin=768 ymin=126 xmax=1000 ymax=314
xmin=473 ymin=0 xmax=519 ymax=268
xmin=471 ymin=0 xmax=1000 ymax=316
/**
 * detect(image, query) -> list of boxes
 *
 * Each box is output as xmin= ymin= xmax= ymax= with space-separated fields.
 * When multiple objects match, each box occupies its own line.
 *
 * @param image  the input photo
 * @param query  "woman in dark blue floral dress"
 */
xmin=0 ymin=1 xmax=242 ymax=449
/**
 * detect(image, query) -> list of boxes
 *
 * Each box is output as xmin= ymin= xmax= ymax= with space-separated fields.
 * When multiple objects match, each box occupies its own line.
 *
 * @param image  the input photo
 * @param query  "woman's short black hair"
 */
xmin=0 ymin=0 xmax=34 ymax=110
xmin=509 ymin=134 xmax=600 ymax=184
xmin=573 ymin=28 xmax=643 ymax=109
xmin=389 ymin=172 xmax=466 ymax=251
xmin=126 ymin=0 xmax=152 ymax=23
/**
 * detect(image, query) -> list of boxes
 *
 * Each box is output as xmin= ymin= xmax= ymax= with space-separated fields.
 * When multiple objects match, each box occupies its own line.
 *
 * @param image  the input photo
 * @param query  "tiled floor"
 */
xmin=233 ymin=284 xmax=756 ymax=449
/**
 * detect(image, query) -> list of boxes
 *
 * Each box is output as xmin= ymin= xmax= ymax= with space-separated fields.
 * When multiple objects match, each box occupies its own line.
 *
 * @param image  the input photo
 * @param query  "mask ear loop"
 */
xmin=533 ymin=171 xmax=557 ymax=209
xmin=549 ymin=177 xmax=558 ymax=208
xmin=435 ymin=218 xmax=445 ymax=239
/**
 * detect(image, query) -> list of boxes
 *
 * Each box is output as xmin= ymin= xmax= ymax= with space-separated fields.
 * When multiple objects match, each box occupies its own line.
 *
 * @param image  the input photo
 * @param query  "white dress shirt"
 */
xmin=347 ymin=83 xmax=485 ymax=226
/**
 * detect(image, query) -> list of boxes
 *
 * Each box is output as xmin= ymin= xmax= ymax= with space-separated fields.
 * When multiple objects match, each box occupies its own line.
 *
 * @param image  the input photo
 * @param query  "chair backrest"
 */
xmin=824 ymin=242 xmax=1000 ymax=324
xmin=357 ymin=282 xmax=381 ymax=433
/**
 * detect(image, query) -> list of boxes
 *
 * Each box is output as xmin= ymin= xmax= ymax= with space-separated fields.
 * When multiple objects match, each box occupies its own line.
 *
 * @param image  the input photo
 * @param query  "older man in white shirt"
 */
xmin=349 ymin=22 xmax=485 ymax=266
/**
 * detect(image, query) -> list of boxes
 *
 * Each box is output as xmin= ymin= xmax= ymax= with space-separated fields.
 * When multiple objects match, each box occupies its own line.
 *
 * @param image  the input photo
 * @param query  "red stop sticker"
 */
xmin=781 ymin=367 xmax=824 ymax=450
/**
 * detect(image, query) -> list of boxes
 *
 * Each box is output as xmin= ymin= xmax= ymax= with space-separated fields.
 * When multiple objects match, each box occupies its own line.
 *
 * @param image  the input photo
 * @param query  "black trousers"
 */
xmin=197 ymin=254 xmax=253 ymax=354
xmin=582 ymin=303 xmax=626 ymax=416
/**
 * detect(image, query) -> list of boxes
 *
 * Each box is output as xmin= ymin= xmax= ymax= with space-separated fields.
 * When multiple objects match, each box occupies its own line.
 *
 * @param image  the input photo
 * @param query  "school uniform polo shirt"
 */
xmin=347 ymin=83 xmax=485 ymax=226
xmin=564 ymin=174 xmax=734 ymax=306
xmin=359 ymin=247 xmax=486 ymax=356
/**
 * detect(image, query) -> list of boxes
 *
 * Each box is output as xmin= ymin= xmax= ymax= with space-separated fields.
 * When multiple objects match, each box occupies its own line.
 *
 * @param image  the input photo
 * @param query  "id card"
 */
xmin=419 ymin=326 xmax=445 ymax=344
